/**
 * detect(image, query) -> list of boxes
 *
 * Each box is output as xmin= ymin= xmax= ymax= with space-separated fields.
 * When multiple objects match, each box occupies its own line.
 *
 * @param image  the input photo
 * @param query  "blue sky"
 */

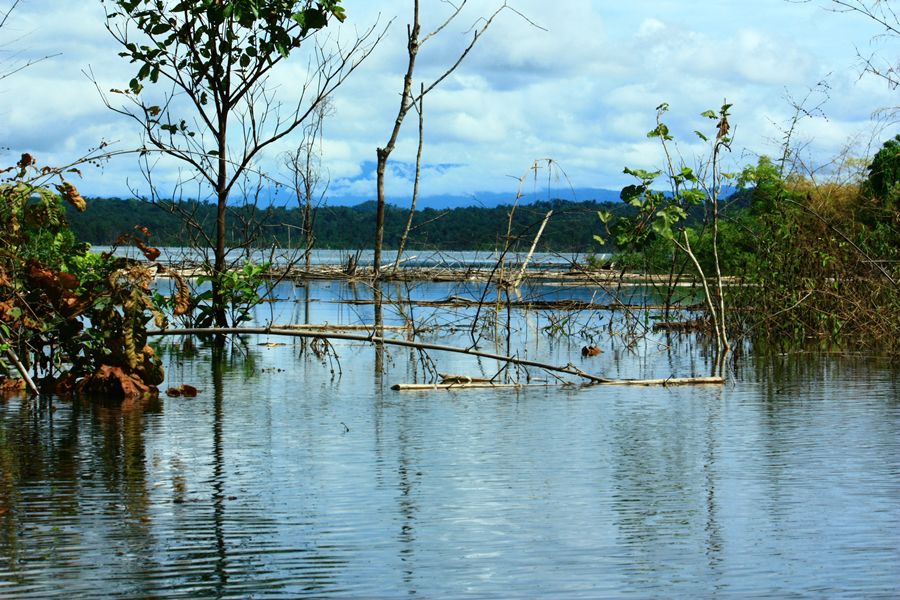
xmin=0 ymin=0 xmax=896 ymax=207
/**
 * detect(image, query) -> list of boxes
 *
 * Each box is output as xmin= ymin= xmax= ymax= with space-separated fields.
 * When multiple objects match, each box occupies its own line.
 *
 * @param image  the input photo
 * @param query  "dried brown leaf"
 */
xmin=56 ymin=182 xmax=86 ymax=212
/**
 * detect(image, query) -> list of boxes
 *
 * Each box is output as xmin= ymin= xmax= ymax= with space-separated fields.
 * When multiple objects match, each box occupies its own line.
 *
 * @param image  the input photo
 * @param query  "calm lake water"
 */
xmin=93 ymin=246 xmax=596 ymax=270
xmin=1 ymin=280 xmax=899 ymax=598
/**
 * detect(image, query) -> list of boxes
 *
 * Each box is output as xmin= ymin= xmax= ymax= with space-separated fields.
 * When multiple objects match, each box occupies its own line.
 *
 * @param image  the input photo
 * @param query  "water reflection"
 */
xmin=210 ymin=350 xmax=227 ymax=596
xmin=1 ymin=284 xmax=899 ymax=597
xmin=0 ymin=394 xmax=159 ymax=596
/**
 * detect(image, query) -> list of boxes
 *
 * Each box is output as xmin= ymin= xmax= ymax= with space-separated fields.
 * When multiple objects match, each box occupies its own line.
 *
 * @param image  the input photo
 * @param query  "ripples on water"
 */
xmin=1 ymin=282 xmax=899 ymax=598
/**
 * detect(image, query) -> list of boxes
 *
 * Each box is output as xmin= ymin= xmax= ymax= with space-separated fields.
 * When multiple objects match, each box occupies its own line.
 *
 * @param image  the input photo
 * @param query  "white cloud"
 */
xmin=0 ymin=0 xmax=894 ymax=205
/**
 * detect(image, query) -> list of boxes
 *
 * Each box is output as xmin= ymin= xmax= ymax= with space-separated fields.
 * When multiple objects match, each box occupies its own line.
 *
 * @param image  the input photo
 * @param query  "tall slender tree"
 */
xmin=100 ymin=0 xmax=380 ymax=326
xmin=373 ymin=0 xmax=527 ymax=279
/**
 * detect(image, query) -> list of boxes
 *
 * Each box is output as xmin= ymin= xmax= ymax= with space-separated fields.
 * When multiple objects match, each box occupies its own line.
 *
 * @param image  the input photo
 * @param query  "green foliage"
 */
xmin=737 ymin=155 xmax=784 ymax=215
xmin=860 ymin=135 xmax=900 ymax=232
xmin=602 ymin=103 xmax=731 ymax=265
xmin=103 ymin=0 xmax=350 ymax=328
xmin=194 ymin=261 xmax=270 ymax=328
xmin=601 ymin=103 xmax=900 ymax=353
xmin=0 ymin=157 xmax=167 ymax=397
xmin=67 ymin=197 xmax=632 ymax=253
xmin=104 ymin=0 xmax=345 ymax=143
xmin=720 ymin=155 xmax=900 ymax=352
xmin=864 ymin=134 xmax=900 ymax=212
xmin=106 ymin=0 xmax=344 ymax=85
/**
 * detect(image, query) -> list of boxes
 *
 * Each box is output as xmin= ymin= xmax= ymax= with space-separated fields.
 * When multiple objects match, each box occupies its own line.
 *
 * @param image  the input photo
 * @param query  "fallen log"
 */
xmin=392 ymin=376 xmax=724 ymax=391
xmin=270 ymin=323 xmax=411 ymax=332
xmin=146 ymin=327 xmax=725 ymax=387
xmin=335 ymin=297 xmax=706 ymax=312
xmin=439 ymin=373 xmax=493 ymax=384
xmin=392 ymin=382 xmax=552 ymax=391
xmin=595 ymin=376 xmax=724 ymax=386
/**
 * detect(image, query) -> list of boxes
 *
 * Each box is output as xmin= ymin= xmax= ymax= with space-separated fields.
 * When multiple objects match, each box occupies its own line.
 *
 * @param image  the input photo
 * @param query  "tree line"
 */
xmin=65 ymin=197 xmax=637 ymax=252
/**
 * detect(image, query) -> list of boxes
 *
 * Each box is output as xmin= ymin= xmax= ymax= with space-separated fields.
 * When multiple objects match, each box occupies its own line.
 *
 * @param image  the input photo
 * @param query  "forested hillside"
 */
xmin=66 ymin=197 xmax=635 ymax=252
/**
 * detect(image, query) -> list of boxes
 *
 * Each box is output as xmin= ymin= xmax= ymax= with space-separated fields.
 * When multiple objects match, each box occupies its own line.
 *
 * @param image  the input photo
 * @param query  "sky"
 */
xmin=0 ymin=0 xmax=897 ymax=208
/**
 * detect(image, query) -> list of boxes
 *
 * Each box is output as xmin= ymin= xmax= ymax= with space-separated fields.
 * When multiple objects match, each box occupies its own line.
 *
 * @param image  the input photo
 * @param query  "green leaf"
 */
xmin=623 ymin=166 xmax=660 ymax=183
xmin=620 ymin=184 xmax=645 ymax=203
xmin=302 ymin=8 xmax=328 ymax=30
xmin=647 ymin=123 xmax=671 ymax=139
xmin=682 ymin=189 xmax=706 ymax=205
xmin=679 ymin=166 xmax=697 ymax=182
xmin=701 ymin=110 xmax=717 ymax=119
xmin=694 ymin=130 xmax=709 ymax=142
xmin=651 ymin=218 xmax=674 ymax=240
xmin=592 ymin=234 xmax=606 ymax=246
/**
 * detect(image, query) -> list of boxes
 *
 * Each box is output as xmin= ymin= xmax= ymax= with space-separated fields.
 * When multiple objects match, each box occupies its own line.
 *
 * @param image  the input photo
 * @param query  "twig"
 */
xmin=512 ymin=210 xmax=552 ymax=287
xmin=392 ymin=376 xmax=724 ymax=391
xmin=2 ymin=342 xmax=39 ymax=397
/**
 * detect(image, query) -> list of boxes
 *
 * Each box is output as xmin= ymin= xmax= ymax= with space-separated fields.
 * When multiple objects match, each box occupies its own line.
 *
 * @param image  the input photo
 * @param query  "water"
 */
xmin=1 ymin=281 xmax=899 ymax=598
xmin=92 ymin=246 xmax=598 ymax=270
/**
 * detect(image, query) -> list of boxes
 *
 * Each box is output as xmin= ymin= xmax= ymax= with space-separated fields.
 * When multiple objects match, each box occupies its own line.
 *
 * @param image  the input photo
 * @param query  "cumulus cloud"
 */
xmin=0 ymin=0 xmax=892 ymax=204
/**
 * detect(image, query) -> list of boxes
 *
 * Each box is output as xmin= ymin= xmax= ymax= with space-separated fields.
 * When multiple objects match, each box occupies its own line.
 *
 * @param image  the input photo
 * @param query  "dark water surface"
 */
xmin=1 ymin=281 xmax=899 ymax=598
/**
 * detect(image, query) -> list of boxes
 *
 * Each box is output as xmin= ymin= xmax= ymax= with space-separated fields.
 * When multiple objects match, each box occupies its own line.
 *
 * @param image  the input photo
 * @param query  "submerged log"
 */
xmin=336 ymin=297 xmax=706 ymax=312
xmin=595 ymin=376 xmax=724 ymax=386
xmin=271 ymin=323 xmax=411 ymax=332
xmin=439 ymin=373 xmax=493 ymax=384
xmin=392 ymin=376 xmax=724 ymax=391
xmin=392 ymin=382 xmax=552 ymax=391
xmin=652 ymin=319 xmax=708 ymax=332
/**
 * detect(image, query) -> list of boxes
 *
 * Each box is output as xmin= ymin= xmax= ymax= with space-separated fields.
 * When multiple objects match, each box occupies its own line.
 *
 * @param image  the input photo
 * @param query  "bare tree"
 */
xmin=283 ymin=98 xmax=332 ymax=272
xmin=392 ymin=83 xmax=425 ymax=272
xmin=373 ymin=0 xmax=536 ymax=279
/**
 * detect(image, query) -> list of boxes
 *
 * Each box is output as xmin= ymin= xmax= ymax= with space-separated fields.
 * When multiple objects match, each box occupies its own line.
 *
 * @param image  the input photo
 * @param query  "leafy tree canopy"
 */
xmin=865 ymin=134 xmax=900 ymax=207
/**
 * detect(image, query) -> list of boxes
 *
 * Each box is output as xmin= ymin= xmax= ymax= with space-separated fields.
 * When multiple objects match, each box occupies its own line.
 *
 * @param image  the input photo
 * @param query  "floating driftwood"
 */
xmin=439 ymin=373 xmax=493 ymax=384
xmin=336 ymin=297 xmax=706 ymax=312
xmin=392 ymin=376 xmax=724 ymax=391
xmin=269 ymin=323 xmax=412 ymax=332
xmin=392 ymin=382 xmax=553 ymax=391
xmin=652 ymin=319 xmax=709 ymax=332
xmin=146 ymin=327 xmax=725 ymax=387
xmin=595 ymin=376 xmax=724 ymax=386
